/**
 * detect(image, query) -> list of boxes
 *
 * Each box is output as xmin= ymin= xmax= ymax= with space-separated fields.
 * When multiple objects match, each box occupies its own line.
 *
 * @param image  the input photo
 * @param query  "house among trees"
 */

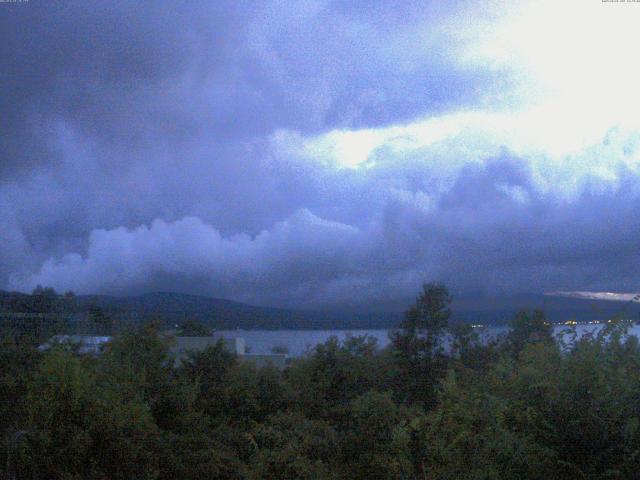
xmin=38 ymin=335 xmax=111 ymax=355
xmin=39 ymin=332 xmax=288 ymax=369
xmin=173 ymin=335 xmax=287 ymax=369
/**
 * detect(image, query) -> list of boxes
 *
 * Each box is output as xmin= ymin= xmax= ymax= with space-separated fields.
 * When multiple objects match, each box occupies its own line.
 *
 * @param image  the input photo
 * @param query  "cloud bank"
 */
xmin=2 ymin=0 xmax=640 ymax=309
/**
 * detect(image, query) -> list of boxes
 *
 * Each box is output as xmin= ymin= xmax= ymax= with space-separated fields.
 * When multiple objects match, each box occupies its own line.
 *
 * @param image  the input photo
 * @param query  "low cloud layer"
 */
xmin=2 ymin=0 xmax=640 ymax=310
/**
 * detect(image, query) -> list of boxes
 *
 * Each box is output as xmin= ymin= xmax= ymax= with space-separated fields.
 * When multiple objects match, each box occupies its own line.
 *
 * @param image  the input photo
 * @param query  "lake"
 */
xmin=217 ymin=324 xmax=640 ymax=357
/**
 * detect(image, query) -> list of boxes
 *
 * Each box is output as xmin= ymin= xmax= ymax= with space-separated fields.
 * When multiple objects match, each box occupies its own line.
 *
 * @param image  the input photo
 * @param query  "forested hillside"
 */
xmin=2 ymin=288 xmax=633 ymax=332
xmin=2 ymin=283 xmax=640 ymax=479
xmin=0 ymin=289 xmax=400 ymax=330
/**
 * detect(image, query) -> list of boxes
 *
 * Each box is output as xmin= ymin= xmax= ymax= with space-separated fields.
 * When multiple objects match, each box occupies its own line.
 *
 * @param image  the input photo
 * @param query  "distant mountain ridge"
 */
xmin=452 ymin=292 xmax=640 ymax=324
xmin=3 ymin=290 xmax=638 ymax=330
xmin=73 ymin=292 xmax=401 ymax=330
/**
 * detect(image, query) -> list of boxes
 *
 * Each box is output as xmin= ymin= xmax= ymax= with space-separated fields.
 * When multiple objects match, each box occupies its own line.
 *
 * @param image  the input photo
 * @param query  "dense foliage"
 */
xmin=2 ymin=283 xmax=640 ymax=479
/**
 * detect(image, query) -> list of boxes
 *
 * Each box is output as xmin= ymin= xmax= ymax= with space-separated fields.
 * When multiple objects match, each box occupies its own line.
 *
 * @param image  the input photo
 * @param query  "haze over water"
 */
xmin=219 ymin=324 xmax=638 ymax=357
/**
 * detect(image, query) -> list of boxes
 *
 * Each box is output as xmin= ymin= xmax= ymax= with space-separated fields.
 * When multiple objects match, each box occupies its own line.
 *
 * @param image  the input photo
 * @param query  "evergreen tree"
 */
xmin=391 ymin=282 xmax=452 ymax=406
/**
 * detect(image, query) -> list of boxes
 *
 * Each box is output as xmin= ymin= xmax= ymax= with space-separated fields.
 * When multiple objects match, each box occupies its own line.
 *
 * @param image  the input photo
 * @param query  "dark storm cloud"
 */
xmin=0 ymin=0 xmax=485 ymax=174
xmin=3 ymin=0 xmax=636 ymax=309
xmin=0 ymin=0 xmax=488 ymax=223
xmin=12 ymin=149 xmax=640 ymax=310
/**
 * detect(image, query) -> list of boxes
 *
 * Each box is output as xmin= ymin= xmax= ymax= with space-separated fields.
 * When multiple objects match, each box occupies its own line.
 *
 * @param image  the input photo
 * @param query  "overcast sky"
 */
xmin=2 ymin=0 xmax=640 ymax=310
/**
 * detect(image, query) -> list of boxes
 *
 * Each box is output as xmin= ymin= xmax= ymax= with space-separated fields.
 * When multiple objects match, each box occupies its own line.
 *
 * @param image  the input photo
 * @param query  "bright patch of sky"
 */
xmin=549 ymin=291 xmax=640 ymax=303
xmin=272 ymin=0 xmax=640 ymax=191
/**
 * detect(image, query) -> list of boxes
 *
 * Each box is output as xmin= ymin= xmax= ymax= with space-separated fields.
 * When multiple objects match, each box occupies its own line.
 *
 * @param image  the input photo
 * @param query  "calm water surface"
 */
xmin=217 ymin=324 xmax=640 ymax=357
